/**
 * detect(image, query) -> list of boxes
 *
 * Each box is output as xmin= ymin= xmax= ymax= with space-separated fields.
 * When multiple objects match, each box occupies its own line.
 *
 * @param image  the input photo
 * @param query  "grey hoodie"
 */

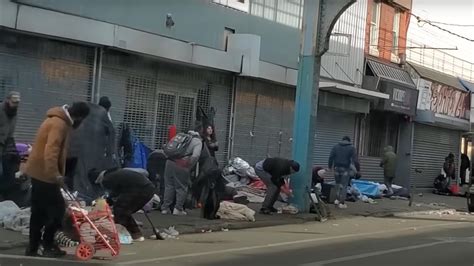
xmin=328 ymin=140 xmax=360 ymax=171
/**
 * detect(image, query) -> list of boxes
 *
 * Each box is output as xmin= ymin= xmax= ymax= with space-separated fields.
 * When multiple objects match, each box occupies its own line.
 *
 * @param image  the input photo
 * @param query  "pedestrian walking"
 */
xmin=380 ymin=145 xmax=397 ymax=196
xmin=255 ymin=157 xmax=300 ymax=215
xmin=328 ymin=136 xmax=360 ymax=209
xmin=161 ymin=131 xmax=203 ymax=216
xmin=88 ymin=167 xmax=154 ymax=242
xmin=25 ymin=102 xmax=90 ymax=257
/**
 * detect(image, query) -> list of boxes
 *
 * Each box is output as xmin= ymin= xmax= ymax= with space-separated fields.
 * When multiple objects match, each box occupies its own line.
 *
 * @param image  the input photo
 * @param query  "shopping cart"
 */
xmin=64 ymin=190 xmax=120 ymax=261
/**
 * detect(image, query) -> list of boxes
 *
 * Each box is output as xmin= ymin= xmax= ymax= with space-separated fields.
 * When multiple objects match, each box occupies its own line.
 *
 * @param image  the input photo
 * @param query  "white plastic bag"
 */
xmin=0 ymin=201 xmax=21 ymax=224
xmin=116 ymin=224 xmax=132 ymax=245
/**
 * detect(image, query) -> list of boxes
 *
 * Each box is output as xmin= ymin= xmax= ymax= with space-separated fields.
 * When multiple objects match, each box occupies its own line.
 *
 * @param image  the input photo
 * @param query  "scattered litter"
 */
xmin=221 ymin=228 xmax=229 ymax=232
xmin=332 ymin=224 xmax=339 ymax=227
xmin=0 ymin=201 xmax=21 ymax=224
xmin=3 ymin=207 xmax=30 ymax=234
xmin=163 ymin=226 xmax=179 ymax=237
xmin=278 ymin=204 xmax=299 ymax=214
xmin=427 ymin=209 xmax=457 ymax=216
xmin=116 ymin=224 xmax=132 ymax=245
xmin=415 ymin=204 xmax=422 ymax=207
xmin=418 ymin=193 xmax=424 ymax=197
xmin=390 ymin=196 xmax=408 ymax=201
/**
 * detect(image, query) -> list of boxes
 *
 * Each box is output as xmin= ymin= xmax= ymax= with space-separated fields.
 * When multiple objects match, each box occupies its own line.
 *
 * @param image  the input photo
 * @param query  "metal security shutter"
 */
xmin=99 ymin=50 xmax=233 ymax=164
xmin=359 ymin=156 xmax=384 ymax=182
xmin=411 ymin=123 xmax=461 ymax=188
xmin=232 ymin=78 xmax=295 ymax=165
xmin=0 ymin=30 xmax=94 ymax=143
xmin=313 ymin=108 xmax=356 ymax=168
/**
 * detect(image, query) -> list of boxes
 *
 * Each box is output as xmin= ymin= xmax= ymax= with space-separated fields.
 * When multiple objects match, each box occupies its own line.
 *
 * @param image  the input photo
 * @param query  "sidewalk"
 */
xmin=0 ymin=192 xmax=468 ymax=251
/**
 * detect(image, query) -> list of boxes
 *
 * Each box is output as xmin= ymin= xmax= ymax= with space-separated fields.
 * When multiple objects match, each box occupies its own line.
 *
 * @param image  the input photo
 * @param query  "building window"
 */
xmin=391 ymin=11 xmax=401 ymax=62
xmin=362 ymin=111 xmax=399 ymax=157
xmin=213 ymin=0 xmax=250 ymax=12
xmin=369 ymin=1 xmax=381 ymax=56
xmin=250 ymin=0 xmax=303 ymax=28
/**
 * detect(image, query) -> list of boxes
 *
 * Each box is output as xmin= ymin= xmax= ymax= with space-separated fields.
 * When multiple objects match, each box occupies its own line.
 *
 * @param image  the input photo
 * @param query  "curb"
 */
xmin=0 ymin=240 xmax=28 ymax=251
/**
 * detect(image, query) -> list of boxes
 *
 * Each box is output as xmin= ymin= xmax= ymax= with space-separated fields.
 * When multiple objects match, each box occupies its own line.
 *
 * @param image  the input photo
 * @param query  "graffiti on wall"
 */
xmin=417 ymin=79 xmax=470 ymax=120
xmin=430 ymin=82 xmax=470 ymax=119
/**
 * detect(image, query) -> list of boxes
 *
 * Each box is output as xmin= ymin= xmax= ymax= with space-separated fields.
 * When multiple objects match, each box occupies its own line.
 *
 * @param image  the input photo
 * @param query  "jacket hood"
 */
xmin=47 ymin=107 xmax=72 ymax=126
xmin=338 ymin=140 xmax=352 ymax=146
xmin=384 ymin=146 xmax=394 ymax=153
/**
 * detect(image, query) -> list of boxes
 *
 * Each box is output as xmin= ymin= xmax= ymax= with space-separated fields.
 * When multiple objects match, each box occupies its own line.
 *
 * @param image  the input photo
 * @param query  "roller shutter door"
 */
xmin=411 ymin=123 xmax=461 ymax=188
xmin=0 ymin=30 xmax=94 ymax=143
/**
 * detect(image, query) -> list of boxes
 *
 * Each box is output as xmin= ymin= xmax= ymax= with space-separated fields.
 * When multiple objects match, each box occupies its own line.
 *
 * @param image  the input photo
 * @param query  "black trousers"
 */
xmin=29 ymin=179 xmax=65 ymax=251
xmin=113 ymin=185 xmax=154 ymax=238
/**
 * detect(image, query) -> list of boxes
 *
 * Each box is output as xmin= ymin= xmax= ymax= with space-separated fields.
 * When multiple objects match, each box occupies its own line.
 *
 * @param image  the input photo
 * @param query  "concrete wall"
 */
xmin=14 ymin=0 xmax=300 ymax=68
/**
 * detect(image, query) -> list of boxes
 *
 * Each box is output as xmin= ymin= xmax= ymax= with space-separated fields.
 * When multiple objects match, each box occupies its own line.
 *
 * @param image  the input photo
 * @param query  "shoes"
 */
xmin=259 ymin=208 xmax=273 ymax=215
xmin=133 ymin=236 xmax=145 ymax=242
xmin=25 ymin=247 xmax=40 ymax=257
xmin=172 ymin=208 xmax=187 ymax=216
xmin=269 ymin=207 xmax=279 ymax=213
xmin=334 ymin=200 xmax=340 ymax=206
xmin=42 ymin=245 xmax=67 ymax=258
xmin=337 ymin=203 xmax=348 ymax=209
xmin=161 ymin=209 xmax=171 ymax=215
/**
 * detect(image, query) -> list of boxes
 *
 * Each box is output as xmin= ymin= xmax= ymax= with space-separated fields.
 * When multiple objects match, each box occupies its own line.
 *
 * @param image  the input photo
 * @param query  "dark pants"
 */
xmin=29 ymin=179 xmax=66 ymax=251
xmin=113 ymin=186 xmax=154 ymax=238
xmin=384 ymin=176 xmax=395 ymax=195
xmin=256 ymin=168 xmax=280 ymax=210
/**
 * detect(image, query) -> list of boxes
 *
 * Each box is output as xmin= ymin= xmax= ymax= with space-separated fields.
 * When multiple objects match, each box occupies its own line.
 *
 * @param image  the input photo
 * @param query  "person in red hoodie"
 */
xmin=25 ymin=103 xmax=90 ymax=257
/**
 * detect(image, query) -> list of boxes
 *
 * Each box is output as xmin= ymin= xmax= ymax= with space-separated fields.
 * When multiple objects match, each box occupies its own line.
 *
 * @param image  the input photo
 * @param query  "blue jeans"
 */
xmin=334 ymin=167 xmax=350 ymax=203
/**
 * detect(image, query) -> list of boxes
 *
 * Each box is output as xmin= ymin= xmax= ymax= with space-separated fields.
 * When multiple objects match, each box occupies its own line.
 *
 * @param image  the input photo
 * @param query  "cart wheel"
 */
xmin=75 ymin=243 xmax=94 ymax=261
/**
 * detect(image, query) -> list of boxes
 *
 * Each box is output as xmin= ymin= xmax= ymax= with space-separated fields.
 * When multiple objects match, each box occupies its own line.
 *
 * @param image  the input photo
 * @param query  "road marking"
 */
xmin=300 ymin=240 xmax=451 ymax=266
xmin=116 ymin=221 xmax=465 ymax=265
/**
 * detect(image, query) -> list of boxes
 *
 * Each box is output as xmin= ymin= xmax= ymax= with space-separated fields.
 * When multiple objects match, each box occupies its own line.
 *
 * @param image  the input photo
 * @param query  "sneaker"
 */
xmin=42 ymin=245 xmax=67 ymax=258
xmin=173 ymin=208 xmax=187 ymax=216
xmin=25 ymin=247 xmax=40 ymax=257
xmin=269 ymin=207 xmax=279 ymax=213
xmin=334 ymin=200 xmax=340 ymax=206
xmin=259 ymin=208 xmax=273 ymax=215
xmin=133 ymin=236 xmax=145 ymax=242
xmin=338 ymin=203 xmax=348 ymax=209
xmin=161 ymin=209 xmax=171 ymax=215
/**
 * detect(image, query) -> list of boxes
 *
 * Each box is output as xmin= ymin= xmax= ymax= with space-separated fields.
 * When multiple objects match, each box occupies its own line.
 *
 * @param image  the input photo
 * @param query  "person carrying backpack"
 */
xmin=161 ymin=131 xmax=202 ymax=216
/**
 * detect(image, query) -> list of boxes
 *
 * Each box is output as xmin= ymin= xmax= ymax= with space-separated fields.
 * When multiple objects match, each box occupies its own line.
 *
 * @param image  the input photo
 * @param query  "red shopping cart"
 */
xmin=65 ymin=190 xmax=120 ymax=261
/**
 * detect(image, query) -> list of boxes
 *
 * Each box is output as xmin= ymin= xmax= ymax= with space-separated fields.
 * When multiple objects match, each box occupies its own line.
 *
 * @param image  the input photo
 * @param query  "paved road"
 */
xmin=1 ymin=215 xmax=473 ymax=266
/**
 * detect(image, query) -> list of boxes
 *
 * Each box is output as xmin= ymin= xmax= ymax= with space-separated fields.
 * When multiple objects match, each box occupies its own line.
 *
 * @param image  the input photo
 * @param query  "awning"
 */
xmin=409 ymin=63 xmax=465 ymax=91
xmin=366 ymin=59 xmax=416 ymax=89
xmin=319 ymin=81 xmax=389 ymax=100
xmin=459 ymin=78 xmax=474 ymax=93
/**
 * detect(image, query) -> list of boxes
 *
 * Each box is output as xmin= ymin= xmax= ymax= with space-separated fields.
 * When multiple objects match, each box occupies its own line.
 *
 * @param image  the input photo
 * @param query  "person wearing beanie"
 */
xmin=254 ymin=157 xmax=300 ymax=215
xmin=328 ymin=136 xmax=360 ymax=209
xmin=98 ymin=96 xmax=112 ymax=122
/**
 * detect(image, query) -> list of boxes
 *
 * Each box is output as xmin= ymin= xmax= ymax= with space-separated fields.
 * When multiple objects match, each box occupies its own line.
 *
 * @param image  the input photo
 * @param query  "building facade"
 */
xmin=0 ymin=0 xmax=387 ymax=169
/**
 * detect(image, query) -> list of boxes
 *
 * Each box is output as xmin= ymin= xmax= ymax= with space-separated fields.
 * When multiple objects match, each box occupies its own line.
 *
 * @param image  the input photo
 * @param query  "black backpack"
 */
xmin=163 ymin=133 xmax=194 ymax=159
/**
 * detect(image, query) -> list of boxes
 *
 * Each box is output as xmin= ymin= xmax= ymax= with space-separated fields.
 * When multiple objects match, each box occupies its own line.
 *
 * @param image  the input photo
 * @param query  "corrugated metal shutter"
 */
xmin=411 ymin=123 xmax=461 ymax=188
xmin=232 ymin=78 xmax=294 ymax=165
xmin=0 ymin=30 xmax=94 ymax=143
xmin=313 ymin=108 xmax=356 ymax=170
xmin=359 ymin=156 xmax=384 ymax=182
xmin=99 ymin=50 xmax=232 ymax=164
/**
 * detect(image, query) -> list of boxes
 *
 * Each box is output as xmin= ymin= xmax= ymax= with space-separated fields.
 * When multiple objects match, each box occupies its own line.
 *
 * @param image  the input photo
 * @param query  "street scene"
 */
xmin=0 ymin=0 xmax=474 ymax=265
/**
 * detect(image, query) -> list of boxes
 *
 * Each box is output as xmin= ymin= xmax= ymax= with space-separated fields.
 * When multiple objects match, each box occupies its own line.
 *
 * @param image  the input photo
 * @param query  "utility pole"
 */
xmin=290 ymin=0 xmax=356 ymax=211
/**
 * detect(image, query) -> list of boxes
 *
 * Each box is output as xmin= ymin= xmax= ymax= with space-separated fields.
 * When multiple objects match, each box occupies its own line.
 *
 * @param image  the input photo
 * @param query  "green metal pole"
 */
xmin=290 ymin=0 xmax=322 ymax=211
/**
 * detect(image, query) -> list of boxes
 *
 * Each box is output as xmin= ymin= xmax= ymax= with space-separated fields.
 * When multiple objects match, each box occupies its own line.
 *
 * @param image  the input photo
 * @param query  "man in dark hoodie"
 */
xmin=328 ymin=136 xmax=360 ymax=209
xmin=0 ymin=91 xmax=20 ymax=193
xmin=25 ymin=102 xmax=90 ymax=257
xmin=88 ymin=167 xmax=154 ymax=242
xmin=255 ymin=157 xmax=300 ymax=215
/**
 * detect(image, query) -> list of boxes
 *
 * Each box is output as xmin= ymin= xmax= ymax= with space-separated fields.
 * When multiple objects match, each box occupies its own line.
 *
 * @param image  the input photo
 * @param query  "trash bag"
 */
xmin=351 ymin=180 xmax=381 ymax=198
xmin=116 ymin=224 xmax=132 ymax=245
xmin=0 ymin=200 xmax=20 ymax=224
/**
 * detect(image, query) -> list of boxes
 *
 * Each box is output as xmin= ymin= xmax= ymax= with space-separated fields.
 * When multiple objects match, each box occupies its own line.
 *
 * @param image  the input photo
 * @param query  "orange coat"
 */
xmin=25 ymin=107 xmax=72 ymax=184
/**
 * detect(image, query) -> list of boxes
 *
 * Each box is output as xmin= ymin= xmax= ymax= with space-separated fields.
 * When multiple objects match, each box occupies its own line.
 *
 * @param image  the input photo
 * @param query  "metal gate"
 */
xmin=411 ymin=123 xmax=461 ymax=188
xmin=99 ymin=50 xmax=233 ymax=164
xmin=232 ymin=78 xmax=294 ymax=165
xmin=0 ymin=30 xmax=94 ymax=143
xmin=313 ymin=108 xmax=356 ymax=169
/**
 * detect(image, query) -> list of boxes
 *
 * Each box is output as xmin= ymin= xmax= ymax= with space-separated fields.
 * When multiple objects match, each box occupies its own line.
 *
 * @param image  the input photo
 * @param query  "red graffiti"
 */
xmin=430 ymin=83 xmax=469 ymax=119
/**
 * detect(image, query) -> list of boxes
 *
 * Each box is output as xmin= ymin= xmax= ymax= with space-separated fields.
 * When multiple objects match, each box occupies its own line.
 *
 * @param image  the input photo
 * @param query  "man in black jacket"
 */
xmin=328 ymin=136 xmax=360 ymax=209
xmin=89 ymin=168 xmax=154 ymax=241
xmin=255 ymin=157 xmax=300 ymax=215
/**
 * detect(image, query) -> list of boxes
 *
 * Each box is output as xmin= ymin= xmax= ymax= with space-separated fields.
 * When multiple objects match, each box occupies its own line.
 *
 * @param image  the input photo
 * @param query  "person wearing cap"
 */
xmin=328 ymin=136 xmax=360 ymax=209
xmin=0 ymin=91 xmax=21 ymax=181
xmin=254 ymin=157 xmax=300 ymax=215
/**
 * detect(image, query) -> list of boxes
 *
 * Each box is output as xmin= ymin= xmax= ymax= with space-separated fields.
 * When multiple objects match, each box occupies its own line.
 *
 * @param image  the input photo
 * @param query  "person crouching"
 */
xmin=89 ymin=168 xmax=154 ymax=242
